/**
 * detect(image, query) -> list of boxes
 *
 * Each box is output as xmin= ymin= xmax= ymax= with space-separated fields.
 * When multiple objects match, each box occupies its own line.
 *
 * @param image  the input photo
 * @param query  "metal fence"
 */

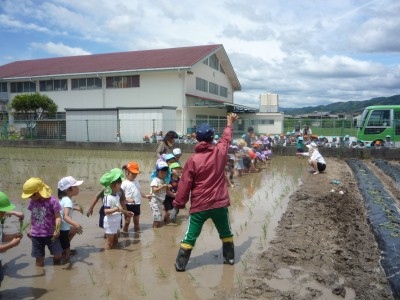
xmin=0 ymin=117 xmax=365 ymax=142
xmin=283 ymin=118 xmax=358 ymax=138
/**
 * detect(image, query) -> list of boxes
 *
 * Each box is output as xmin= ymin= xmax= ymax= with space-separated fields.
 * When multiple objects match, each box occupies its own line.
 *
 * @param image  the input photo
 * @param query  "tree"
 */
xmin=10 ymin=93 xmax=58 ymax=137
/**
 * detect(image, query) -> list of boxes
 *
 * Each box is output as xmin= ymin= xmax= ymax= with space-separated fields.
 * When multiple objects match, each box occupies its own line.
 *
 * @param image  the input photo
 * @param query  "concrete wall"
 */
xmin=1 ymin=140 xmax=399 ymax=159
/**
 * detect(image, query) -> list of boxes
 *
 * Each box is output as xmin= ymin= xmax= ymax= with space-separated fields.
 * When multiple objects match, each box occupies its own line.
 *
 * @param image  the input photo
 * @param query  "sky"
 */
xmin=1 ymin=0 xmax=400 ymax=108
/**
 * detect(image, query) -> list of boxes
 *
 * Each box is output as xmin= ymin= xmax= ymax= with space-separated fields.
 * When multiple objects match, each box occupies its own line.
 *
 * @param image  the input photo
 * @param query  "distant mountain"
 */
xmin=280 ymin=94 xmax=400 ymax=116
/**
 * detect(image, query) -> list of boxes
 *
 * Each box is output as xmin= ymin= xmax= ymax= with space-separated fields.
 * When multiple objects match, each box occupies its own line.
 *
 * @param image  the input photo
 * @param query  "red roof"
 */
xmin=0 ymin=44 xmax=222 ymax=78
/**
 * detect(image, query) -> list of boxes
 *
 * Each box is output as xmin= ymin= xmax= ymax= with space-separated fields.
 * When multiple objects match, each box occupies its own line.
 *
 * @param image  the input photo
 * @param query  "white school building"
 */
xmin=0 ymin=44 xmax=283 ymax=142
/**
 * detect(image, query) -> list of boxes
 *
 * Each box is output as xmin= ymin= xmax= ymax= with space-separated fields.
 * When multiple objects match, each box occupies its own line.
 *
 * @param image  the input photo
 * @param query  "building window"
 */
xmin=10 ymin=81 xmax=36 ymax=93
xmin=196 ymin=77 xmax=208 ymax=92
xmin=71 ymin=77 xmax=102 ymax=90
xmin=209 ymin=54 xmax=219 ymax=70
xmin=209 ymin=82 xmax=219 ymax=95
xmin=261 ymin=119 xmax=274 ymax=125
xmin=209 ymin=116 xmax=219 ymax=129
xmin=195 ymin=115 xmax=208 ymax=126
xmin=106 ymin=75 xmax=140 ymax=88
xmin=39 ymin=79 xmax=67 ymax=92
xmin=219 ymin=86 xmax=228 ymax=97
xmin=220 ymin=64 xmax=225 ymax=74
xmin=251 ymin=119 xmax=274 ymax=125
xmin=1 ymin=82 xmax=8 ymax=93
xmin=203 ymin=58 xmax=208 ymax=65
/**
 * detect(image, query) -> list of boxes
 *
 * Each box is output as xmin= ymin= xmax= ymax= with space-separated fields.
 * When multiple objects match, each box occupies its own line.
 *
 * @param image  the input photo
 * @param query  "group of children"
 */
xmin=1 ymin=113 xmax=241 ymax=281
xmin=274 ymin=130 xmax=395 ymax=149
xmin=0 ymin=151 xmax=184 ymax=278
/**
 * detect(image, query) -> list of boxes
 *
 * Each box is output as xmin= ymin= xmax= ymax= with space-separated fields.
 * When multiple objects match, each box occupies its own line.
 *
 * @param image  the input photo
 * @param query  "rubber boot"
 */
xmin=223 ymin=241 xmax=235 ymax=265
xmin=175 ymin=247 xmax=192 ymax=272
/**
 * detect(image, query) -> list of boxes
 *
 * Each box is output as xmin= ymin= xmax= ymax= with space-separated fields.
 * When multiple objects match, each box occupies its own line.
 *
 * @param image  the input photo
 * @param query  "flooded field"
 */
xmin=0 ymin=147 xmax=303 ymax=299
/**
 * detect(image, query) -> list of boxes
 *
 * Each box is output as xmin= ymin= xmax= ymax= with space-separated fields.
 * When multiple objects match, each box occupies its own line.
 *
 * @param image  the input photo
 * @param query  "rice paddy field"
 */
xmin=0 ymin=147 xmax=303 ymax=299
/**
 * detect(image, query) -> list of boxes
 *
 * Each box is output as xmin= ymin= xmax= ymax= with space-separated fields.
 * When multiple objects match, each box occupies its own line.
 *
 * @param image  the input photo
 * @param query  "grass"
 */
xmin=187 ymin=272 xmax=196 ymax=281
xmin=241 ymin=258 xmax=248 ymax=271
xmin=131 ymin=265 xmax=137 ymax=276
xmin=51 ymin=223 xmax=61 ymax=242
xmin=246 ymin=204 xmax=253 ymax=216
xmin=78 ymin=203 xmax=85 ymax=215
xmin=17 ymin=219 xmax=30 ymax=234
xmin=139 ymin=284 xmax=146 ymax=296
xmin=156 ymin=267 xmax=167 ymax=278
xmin=87 ymin=269 xmax=96 ymax=285
xmin=236 ymin=273 xmax=243 ymax=289
xmin=262 ymin=223 xmax=268 ymax=239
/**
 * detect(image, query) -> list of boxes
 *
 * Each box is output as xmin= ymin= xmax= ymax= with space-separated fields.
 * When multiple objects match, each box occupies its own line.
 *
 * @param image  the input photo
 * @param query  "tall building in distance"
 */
xmin=259 ymin=93 xmax=279 ymax=112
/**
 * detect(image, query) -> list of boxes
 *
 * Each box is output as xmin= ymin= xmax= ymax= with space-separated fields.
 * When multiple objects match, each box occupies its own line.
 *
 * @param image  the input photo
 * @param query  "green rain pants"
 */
xmin=180 ymin=207 xmax=233 ymax=249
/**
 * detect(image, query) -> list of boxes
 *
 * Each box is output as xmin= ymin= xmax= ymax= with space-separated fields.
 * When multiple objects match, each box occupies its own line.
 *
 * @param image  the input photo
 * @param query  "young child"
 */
xmin=100 ymin=169 xmax=133 ymax=250
xmin=86 ymin=168 xmax=127 ymax=232
xmin=170 ymin=113 xmax=239 ymax=271
xmin=165 ymin=153 xmax=177 ymax=166
xmin=164 ymin=162 xmax=182 ymax=223
xmin=0 ymin=192 xmax=23 ymax=286
xmin=225 ymin=153 xmax=235 ymax=188
xmin=57 ymin=176 xmax=84 ymax=261
xmin=121 ymin=162 xmax=151 ymax=233
xmin=235 ymin=140 xmax=246 ymax=177
xmin=173 ymin=148 xmax=182 ymax=165
xmin=296 ymin=136 xmax=305 ymax=154
xmin=21 ymin=177 xmax=63 ymax=267
xmin=150 ymin=161 xmax=170 ymax=228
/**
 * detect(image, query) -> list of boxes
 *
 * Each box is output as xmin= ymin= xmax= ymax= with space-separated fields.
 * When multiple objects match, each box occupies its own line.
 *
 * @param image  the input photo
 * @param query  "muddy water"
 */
xmin=0 ymin=147 xmax=303 ymax=299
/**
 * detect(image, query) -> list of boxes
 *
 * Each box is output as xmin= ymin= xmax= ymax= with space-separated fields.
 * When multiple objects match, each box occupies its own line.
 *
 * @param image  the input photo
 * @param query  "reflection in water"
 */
xmin=0 ymin=147 xmax=303 ymax=299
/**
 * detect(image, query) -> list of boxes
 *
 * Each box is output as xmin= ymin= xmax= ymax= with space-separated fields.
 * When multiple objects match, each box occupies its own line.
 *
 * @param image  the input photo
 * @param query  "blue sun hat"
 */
xmin=165 ymin=154 xmax=176 ymax=162
xmin=151 ymin=161 xmax=171 ymax=182
xmin=156 ymin=161 xmax=169 ymax=170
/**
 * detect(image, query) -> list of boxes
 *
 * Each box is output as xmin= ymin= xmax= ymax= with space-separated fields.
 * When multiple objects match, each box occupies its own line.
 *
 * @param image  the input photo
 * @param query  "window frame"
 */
xmin=10 ymin=81 xmax=36 ymax=93
xmin=39 ymin=79 xmax=67 ymax=92
xmin=105 ymin=75 xmax=140 ymax=89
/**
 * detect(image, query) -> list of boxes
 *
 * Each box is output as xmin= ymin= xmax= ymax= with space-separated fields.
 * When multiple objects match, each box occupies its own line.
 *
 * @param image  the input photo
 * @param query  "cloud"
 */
xmin=0 ymin=14 xmax=51 ymax=33
xmin=1 ymin=0 xmax=400 ymax=109
xmin=351 ymin=17 xmax=400 ymax=52
xmin=30 ymin=42 xmax=91 ymax=56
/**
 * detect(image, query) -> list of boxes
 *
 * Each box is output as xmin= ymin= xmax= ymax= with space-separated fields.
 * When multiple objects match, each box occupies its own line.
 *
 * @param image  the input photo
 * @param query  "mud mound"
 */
xmin=237 ymin=158 xmax=393 ymax=300
xmin=372 ymin=159 xmax=400 ymax=187
xmin=347 ymin=159 xmax=400 ymax=298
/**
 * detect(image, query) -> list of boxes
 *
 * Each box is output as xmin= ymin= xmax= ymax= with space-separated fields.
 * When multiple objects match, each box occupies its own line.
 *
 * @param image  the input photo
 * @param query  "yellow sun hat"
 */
xmin=21 ymin=177 xmax=52 ymax=199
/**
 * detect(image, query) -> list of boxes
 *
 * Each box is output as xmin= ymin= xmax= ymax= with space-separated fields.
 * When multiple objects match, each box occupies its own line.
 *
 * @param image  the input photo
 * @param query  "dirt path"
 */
xmin=236 ymin=157 xmax=394 ymax=300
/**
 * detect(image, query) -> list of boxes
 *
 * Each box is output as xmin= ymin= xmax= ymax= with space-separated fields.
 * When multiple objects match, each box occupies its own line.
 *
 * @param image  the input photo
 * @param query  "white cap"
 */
xmin=173 ymin=148 xmax=182 ymax=156
xmin=306 ymin=142 xmax=317 ymax=149
xmin=58 ymin=176 xmax=83 ymax=191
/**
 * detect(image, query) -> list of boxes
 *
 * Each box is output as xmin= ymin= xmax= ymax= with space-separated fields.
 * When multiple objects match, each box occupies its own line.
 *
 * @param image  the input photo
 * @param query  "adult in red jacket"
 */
xmin=171 ymin=113 xmax=239 ymax=271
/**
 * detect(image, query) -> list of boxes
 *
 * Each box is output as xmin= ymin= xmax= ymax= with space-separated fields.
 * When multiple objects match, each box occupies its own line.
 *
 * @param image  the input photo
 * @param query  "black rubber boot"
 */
xmin=175 ymin=247 xmax=192 ymax=272
xmin=222 ymin=241 xmax=235 ymax=265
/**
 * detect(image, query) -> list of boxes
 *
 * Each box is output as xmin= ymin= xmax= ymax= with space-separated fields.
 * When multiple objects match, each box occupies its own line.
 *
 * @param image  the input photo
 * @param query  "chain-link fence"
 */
xmin=283 ymin=118 xmax=358 ymax=138
xmin=0 ymin=117 xmax=391 ymax=142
